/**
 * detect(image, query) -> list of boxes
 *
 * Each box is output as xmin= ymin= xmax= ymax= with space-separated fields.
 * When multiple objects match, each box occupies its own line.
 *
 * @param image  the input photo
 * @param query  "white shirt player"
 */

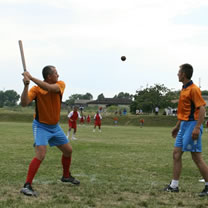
xmin=67 ymin=111 xmax=81 ymax=120
xmin=94 ymin=113 xmax=102 ymax=120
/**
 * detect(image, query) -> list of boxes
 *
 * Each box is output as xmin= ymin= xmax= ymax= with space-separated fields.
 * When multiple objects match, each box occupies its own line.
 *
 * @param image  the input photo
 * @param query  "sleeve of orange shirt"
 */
xmin=56 ymin=81 xmax=65 ymax=95
xmin=191 ymin=87 xmax=206 ymax=108
xmin=28 ymin=86 xmax=38 ymax=102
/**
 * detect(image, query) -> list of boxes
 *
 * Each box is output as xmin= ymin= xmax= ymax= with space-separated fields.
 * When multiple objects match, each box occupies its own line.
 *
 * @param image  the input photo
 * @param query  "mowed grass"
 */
xmin=1 ymin=123 xmax=208 ymax=208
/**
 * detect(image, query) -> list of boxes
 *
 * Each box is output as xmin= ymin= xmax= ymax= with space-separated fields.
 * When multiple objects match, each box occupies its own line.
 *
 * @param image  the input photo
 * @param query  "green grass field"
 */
xmin=1 ymin=122 xmax=208 ymax=208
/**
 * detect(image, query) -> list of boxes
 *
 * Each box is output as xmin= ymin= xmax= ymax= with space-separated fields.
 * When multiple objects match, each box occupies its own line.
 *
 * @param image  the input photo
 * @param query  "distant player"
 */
xmin=155 ymin=106 xmax=159 ymax=115
xmin=93 ymin=111 xmax=102 ymax=132
xmin=86 ymin=114 xmax=91 ymax=124
xmin=67 ymin=106 xmax=81 ymax=140
xmin=80 ymin=114 xmax=85 ymax=125
xmin=113 ymin=116 xmax=118 ymax=126
xmin=139 ymin=118 xmax=144 ymax=127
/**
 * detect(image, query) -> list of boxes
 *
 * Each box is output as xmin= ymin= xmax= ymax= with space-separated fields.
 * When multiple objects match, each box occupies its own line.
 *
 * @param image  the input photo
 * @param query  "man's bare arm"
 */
xmin=171 ymin=120 xmax=181 ymax=138
xmin=23 ymin=71 xmax=60 ymax=93
xmin=30 ymin=77 xmax=60 ymax=92
xmin=21 ymin=76 xmax=32 ymax=107
xmin=192 ymin=106 xmax=206 ymax=140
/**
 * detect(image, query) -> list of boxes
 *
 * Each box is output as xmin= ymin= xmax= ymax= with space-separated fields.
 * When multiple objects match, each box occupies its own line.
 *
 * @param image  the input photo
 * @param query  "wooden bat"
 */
xmin=18 ymin=40 xmax=27 ymax=71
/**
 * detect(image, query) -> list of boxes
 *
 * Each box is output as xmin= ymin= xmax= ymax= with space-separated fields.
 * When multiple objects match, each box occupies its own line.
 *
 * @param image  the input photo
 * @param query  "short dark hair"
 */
xmin=180 ymin=63 xmax=193 ymax=79
xmin=42 ymin=65 xmax=55 ymax=80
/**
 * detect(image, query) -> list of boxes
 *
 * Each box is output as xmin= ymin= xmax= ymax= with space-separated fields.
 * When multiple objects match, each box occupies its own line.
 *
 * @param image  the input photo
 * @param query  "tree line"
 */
xmin=1 ymin=86 xmax=208 ymax=112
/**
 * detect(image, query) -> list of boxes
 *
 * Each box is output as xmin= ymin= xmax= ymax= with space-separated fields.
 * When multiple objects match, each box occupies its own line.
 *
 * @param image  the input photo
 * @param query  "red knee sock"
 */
xmin=62 ymin=155 xmax=72 ymax=178
xmin=25 ymin=157 xmax=42 ymax=185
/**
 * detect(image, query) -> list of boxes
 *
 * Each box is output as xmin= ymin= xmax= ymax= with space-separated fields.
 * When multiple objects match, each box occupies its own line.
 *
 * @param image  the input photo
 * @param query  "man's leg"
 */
xmin=191 ymin=152 xmax=208 ymax=196
xmin=26 ymin=145 xmax=46 ymax=184
xmin=20 ymin=145 xmax=46 ymax=196
xmin=57 ymin=143 xmax=80 ymax=185
xmin=93 ymin=125 xmax=96 ymax=132
xmin=164 ymin=147 xmax=183 ymax=192
xmin=67 ymin=127 xmax=71 ymax=138
xmin=192 ymin=152 xmax=208 ymax=181
xmin=57 ymin=143 xmax=72 ymax=178
xmin=172 ymin=147 xmax=183 ymax=180
xmin=72 ymin=128 xmax=77 ymax=140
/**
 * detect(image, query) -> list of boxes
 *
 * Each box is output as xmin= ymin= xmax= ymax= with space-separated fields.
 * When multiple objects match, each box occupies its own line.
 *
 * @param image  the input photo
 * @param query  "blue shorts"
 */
xmin=175 ymin=121 xmax=203 ymax=152
xmin=32 ymin=119 xmax=69 ymax=147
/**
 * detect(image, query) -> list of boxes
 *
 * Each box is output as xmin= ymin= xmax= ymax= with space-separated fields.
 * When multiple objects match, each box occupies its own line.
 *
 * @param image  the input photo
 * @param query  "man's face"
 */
xmin=177 ymin=68 xmax=185 ymax=82
xmin=48 ymin=67 xmax=59 ymax=83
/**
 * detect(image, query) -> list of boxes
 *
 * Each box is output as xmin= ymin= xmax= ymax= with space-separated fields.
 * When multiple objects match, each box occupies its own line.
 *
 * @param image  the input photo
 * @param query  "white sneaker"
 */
xmin=93 ymin=129 xmax=95 ymax=132
xmin=72 ymin=137 xmax=78 ymax=140
xmin=199 ymin=179 xmax=205 ymax=183
xmin=99 ymin=130 xmax=102 ymax=132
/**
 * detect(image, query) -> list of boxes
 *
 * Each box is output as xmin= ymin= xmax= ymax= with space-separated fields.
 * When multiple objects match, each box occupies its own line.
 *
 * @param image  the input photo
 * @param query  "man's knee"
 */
xmin=173 ymin=148 xmax=182 ymax=161
xmin=36 ymin=151 xmax=46 ymax=161
xmin=35 ymin=146 xmax=47 ymax=161
xmin=59 ymin=144 xmax=72 ymax=157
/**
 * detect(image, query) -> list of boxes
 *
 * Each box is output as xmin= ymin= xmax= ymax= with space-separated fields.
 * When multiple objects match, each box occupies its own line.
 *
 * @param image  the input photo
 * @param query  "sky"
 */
xmin=1 ymin=0 xmax=208 ymax=101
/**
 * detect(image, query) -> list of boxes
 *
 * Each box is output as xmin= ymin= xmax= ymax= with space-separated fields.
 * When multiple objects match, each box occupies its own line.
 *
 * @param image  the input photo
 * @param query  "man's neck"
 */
xmin=182 ymin=79 xmax=191 ymax=86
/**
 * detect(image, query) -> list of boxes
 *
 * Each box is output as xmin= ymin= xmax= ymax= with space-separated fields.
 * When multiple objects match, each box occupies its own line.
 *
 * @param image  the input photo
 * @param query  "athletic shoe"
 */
xmin=61 ymin=175 xmax=80 ymax=185
xmin=164 ymin=184 xmax=179 ymax=192
xmin=93 ymin=129 xmax=95 ymax=132
xmin=199 ymin=185 xmax=208 ymax=197
xmin=20 ymin=183 xmax=38 ymax=197
xmin=199 ymin=179 xmax=205 ymax=183
xmin=72 ymin=136 xmax=78 ymax=140
xmin=99 ymin=130 xmax=102 ymax=132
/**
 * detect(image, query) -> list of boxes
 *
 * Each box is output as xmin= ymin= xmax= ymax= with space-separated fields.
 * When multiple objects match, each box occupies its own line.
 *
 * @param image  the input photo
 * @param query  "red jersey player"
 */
xmin=93 ymin=111 xmax=102 ymax=132
xmin=80 ymin=115 xmax=85 ymax=125
xmin=86 ymin=114 xmax=91 ymax=124
xmin=67 ymin=106 xmax=81 ymax=140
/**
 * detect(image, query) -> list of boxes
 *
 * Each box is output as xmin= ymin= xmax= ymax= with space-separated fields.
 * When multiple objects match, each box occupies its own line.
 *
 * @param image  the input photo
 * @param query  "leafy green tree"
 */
xmin=82 ymin=93 xmax=93 ymax=100
xmin=65 ymin=93 xmax=93 ymax=106
xmin=0 ymin=91 xmax=5 ymax=107
xmin=0 ymin=90 xmax=20 ymax=107
xmin=114 ymin=92 xmax=133 ymax=100
xmin=202 ymin=90 xmax=208 ymax=96
xmin=130 ymin=84 xmax=177 ymax=113
xmin=65 ymin=94 xmax=81 ymax=106
xmin=97 ymin=93 xmax=105 ymax=100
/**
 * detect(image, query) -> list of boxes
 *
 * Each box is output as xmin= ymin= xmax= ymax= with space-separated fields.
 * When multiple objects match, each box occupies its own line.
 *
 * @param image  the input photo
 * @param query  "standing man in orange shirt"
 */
xmin=164 ymin=63 xmax=208 ymax=196
xmin=20 ymin=65 xmax=80 ymax=197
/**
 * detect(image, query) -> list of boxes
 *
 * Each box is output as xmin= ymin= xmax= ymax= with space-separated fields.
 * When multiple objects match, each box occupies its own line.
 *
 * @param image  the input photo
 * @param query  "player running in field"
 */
xmin=93 ymin=111 xmax=102 ymax=132
xmin=67 ymin=106 xmax=81 ymax=140
xmin=164 ymin=63 xmax=208 ymax=196
xmin=20 ymin=65 xmax=80 ymax=197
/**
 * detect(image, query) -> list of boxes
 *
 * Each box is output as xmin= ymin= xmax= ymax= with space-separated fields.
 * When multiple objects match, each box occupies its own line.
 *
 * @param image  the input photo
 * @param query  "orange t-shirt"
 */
xmin=28 ymin=81 xmax=65 ymax=125
xmin=140 ymin=119 xmax=144 ymax=123
xmin=177 ymin=81 xmax=206 ymax=121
